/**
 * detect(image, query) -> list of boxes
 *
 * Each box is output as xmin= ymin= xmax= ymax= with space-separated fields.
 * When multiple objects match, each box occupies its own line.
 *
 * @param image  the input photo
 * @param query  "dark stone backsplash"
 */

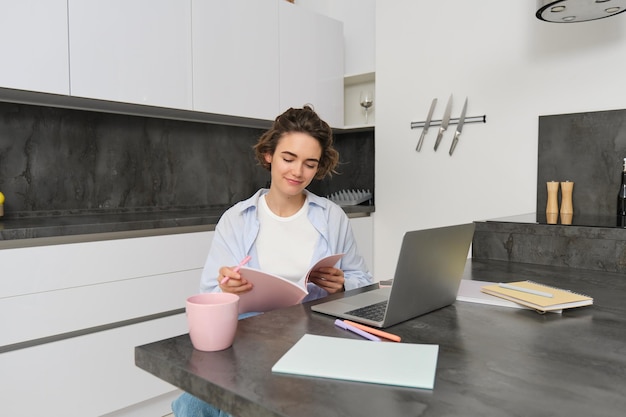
xmin=0 ymin=102 xmax=374 ymax=216
xmin=536 ymin=109 xmax=626 ymax=219
xmin=472 ymin=109 xmax=626 ymax=271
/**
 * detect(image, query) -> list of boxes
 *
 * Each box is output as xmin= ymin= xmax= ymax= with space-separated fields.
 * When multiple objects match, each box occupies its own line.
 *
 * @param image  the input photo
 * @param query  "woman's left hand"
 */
xmin=308 ymin=267 xmax=345 ymax=294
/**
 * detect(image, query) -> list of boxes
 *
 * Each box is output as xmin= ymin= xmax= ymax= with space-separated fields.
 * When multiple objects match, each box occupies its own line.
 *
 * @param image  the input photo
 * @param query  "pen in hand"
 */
xmin=221 ymin=255 xmax=252 ymax=284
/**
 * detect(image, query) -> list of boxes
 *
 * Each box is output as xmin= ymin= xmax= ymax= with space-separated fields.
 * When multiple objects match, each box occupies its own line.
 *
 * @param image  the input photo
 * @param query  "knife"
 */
xmin=449 ymin=97 xmax=468 ymax=156
xmin=416 ymin=98 xmax=437 ymax=151
xmin=434 ymin=94 xmax=453 ymax=151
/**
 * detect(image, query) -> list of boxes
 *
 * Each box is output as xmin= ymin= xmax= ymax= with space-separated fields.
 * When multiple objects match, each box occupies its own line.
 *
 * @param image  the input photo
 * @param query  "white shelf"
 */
xmin=339 ymin=124 xmax=375 ymax=131
xmin=344 ymin=72 xmax=375 ymax=127
xmin=344 ymin=71 xmax=375 ymax=86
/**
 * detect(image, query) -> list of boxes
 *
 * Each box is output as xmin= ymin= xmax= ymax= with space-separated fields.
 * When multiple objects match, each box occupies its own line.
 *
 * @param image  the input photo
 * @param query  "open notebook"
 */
xmin=237 ymin=254 xmax=344 ymax=313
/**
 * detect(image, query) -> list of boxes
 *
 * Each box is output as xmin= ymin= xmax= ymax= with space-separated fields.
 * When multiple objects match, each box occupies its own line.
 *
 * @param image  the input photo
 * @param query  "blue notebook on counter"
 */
xmin=271 ymin=334 xmax=439 ymax=389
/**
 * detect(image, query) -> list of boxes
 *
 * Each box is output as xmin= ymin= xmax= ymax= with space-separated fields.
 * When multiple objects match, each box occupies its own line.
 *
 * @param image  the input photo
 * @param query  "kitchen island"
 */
xmin=135 ymin=258 xmax=626 ymax=417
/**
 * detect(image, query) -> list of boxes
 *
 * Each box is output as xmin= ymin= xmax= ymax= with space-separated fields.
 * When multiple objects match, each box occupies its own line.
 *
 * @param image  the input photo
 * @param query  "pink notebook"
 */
xmin=237 ymin=254 xmax=344 ymax=314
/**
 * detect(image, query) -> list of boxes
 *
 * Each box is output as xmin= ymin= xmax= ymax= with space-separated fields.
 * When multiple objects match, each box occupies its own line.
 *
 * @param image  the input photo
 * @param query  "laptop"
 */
xmin=311 ymin=223 xmax=475 ymax=328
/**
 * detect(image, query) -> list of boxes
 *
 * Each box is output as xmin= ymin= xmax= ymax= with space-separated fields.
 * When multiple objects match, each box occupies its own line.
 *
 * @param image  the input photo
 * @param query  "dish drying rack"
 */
xmin=326 ymin=189 xmax=372 ymax=206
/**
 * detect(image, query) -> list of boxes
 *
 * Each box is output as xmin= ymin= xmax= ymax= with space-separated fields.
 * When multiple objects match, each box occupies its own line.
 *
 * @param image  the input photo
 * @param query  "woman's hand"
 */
xmin=218 ymin=265 xmax=253 ymax=294
xmin=308 ymin=267 xmax=345 ymax=294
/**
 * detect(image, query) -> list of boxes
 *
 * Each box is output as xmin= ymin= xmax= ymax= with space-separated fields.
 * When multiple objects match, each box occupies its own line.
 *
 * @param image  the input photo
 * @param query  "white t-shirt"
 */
xmin=256 ymin=195 xmax=317 ymax=283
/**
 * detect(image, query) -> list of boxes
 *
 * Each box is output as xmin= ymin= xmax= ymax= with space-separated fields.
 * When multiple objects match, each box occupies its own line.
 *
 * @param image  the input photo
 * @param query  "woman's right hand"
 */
xmin=218 ymin=265 xmax=253 ymax=294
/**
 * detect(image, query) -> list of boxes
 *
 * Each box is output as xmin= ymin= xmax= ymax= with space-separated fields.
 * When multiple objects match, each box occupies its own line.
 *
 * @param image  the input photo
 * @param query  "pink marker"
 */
xmin=220 ymin=255 xmax=251 ymax=284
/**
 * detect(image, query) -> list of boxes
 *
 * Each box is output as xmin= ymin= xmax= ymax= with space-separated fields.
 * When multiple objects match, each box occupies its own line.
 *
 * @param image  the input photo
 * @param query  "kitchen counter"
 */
xmin=0 ymin=205 xmax=375 ymax=248
xmin=484 ymin=212 xmax=626 ymax=229
xmin=473 ymin=213 xmax=626 ymax=273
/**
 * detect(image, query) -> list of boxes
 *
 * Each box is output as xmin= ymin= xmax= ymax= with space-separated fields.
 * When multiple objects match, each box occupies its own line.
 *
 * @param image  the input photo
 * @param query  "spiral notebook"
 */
xmin=480 ymin=281 xmax=593 ymax=312
xmin=456 ymin=279 xmax=562 ymax=314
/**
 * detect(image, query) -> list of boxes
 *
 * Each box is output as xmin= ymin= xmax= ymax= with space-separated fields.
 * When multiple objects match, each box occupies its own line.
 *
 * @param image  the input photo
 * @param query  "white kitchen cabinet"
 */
xmin=0 ymin=0 xmax=69 ymax=95
xmin=295 ymin=0 xmax=375 ymax=127
xmin=0 ymin=231 xmax=213 ymax=416
xmin=192 ymin=0 xmax=280 ymax=121
xmin=350 ymin=216 xmax=374 ymax=274
xmin=1 ymin=1 xmax=345 ymax=126
xmin=329 ymin=0 xmax=376 ymax=77
xmin=279 ymin=1 xmax=344 ymax=128
xmin=68 ymin=0 xmax=192 ymax=109
xmin=296 ymin=0 xmax=375 ymax=77
xmin=0 ymin=314 xmax=185 ymax=417
xmin=194 ymin=0 xmax=343 ymax=124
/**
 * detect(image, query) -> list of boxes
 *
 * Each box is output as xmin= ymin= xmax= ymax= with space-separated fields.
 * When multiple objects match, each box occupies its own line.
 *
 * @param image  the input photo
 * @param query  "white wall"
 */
xmin=374 ymin=1 xmax=626 ymax=276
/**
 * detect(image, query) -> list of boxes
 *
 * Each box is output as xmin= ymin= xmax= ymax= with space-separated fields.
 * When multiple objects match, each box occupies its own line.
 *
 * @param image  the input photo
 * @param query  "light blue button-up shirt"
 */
xmin=200 ymin=189 xmax=373 ymax=302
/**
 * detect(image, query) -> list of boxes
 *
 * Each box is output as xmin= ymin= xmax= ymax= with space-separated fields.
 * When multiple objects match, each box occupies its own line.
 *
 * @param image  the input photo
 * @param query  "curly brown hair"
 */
xmin=253 ymin=105 xmax=339 ymax=180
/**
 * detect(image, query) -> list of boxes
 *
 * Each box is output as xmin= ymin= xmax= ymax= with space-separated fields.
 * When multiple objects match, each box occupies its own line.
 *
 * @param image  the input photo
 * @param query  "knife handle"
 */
xmin=416 ymin=130 xmax=427 ymax=151
xmin=434 ymin=128 xmax=445 ymax=151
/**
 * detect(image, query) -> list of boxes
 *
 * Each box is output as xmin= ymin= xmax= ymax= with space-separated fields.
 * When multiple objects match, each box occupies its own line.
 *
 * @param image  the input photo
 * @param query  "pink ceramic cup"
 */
xmin=186 ymin=293 xmax=239 ymax=352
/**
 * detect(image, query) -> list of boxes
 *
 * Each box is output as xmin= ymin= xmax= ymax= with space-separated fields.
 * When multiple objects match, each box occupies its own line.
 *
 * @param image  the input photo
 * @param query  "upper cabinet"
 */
xmin=68 ymin=0 xmax=193 ymax=110
xmin=279 ymin=1 xmax=344 ymax=128
xmin=194 ymin=0 xmax=344 ymax=127
xmin=331 ymin=0 xmax=375 ymax=77
xmin=192 ymin=0 xmax=280 ymax=121
xmin=0 ymin=0 xmax=69 ymax=95
xmin=295 ymin=0 xmax=375 ymax=77
xmin=1 ymin=1 xmax=345 ymax=126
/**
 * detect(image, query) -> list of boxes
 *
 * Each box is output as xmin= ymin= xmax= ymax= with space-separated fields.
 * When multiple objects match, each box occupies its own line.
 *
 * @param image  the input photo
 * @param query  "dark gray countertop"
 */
xmin=483 ymin=211 xmax=626 ymax=229
xmin=0 ymin=205 xmax=374 ymax=247
xmin=135 ymin=259 xmax=626 ymax=417
xmin=473 ymin=213 xmax=626 ymax=273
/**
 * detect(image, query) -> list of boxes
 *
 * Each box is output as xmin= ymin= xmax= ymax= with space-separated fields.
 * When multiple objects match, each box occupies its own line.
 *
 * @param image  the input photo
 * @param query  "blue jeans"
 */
xmin=172 ymin=392 xmax=232 ymax=417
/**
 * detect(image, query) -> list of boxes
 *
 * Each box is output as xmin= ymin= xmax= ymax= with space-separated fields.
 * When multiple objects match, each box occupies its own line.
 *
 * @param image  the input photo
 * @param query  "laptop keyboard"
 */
xmin=345 ymin=300 xmax=388 ymax=322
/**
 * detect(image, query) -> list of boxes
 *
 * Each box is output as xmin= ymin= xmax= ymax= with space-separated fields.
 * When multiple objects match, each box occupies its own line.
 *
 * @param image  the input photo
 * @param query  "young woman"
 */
xmin=173 ymin=105 xmax=372 ymax=417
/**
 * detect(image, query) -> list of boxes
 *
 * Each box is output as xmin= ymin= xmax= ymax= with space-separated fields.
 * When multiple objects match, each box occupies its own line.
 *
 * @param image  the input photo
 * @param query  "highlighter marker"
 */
xmin=334 ymin=319 xmax=381 ymax=342
xmin=343 ymin=320 xmax=402 ymax=342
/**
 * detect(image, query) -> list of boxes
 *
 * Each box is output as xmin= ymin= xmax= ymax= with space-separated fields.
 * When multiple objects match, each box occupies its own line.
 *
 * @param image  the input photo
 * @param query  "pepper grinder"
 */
xmin=560 ymin=181 xmax=574 ymax=225
xmin=546 ymin=181 xmax=559 ymax=224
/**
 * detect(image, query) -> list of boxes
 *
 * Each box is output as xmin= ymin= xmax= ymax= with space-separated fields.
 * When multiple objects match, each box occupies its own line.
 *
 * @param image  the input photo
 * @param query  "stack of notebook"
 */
xmin=480 ymin=280 xmax=593 ymax=313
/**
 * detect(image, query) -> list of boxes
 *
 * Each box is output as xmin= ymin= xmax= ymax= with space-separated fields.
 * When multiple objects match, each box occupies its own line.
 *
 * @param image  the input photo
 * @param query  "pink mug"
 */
xmin=186 ymin=293 xmax=239 ymax=351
